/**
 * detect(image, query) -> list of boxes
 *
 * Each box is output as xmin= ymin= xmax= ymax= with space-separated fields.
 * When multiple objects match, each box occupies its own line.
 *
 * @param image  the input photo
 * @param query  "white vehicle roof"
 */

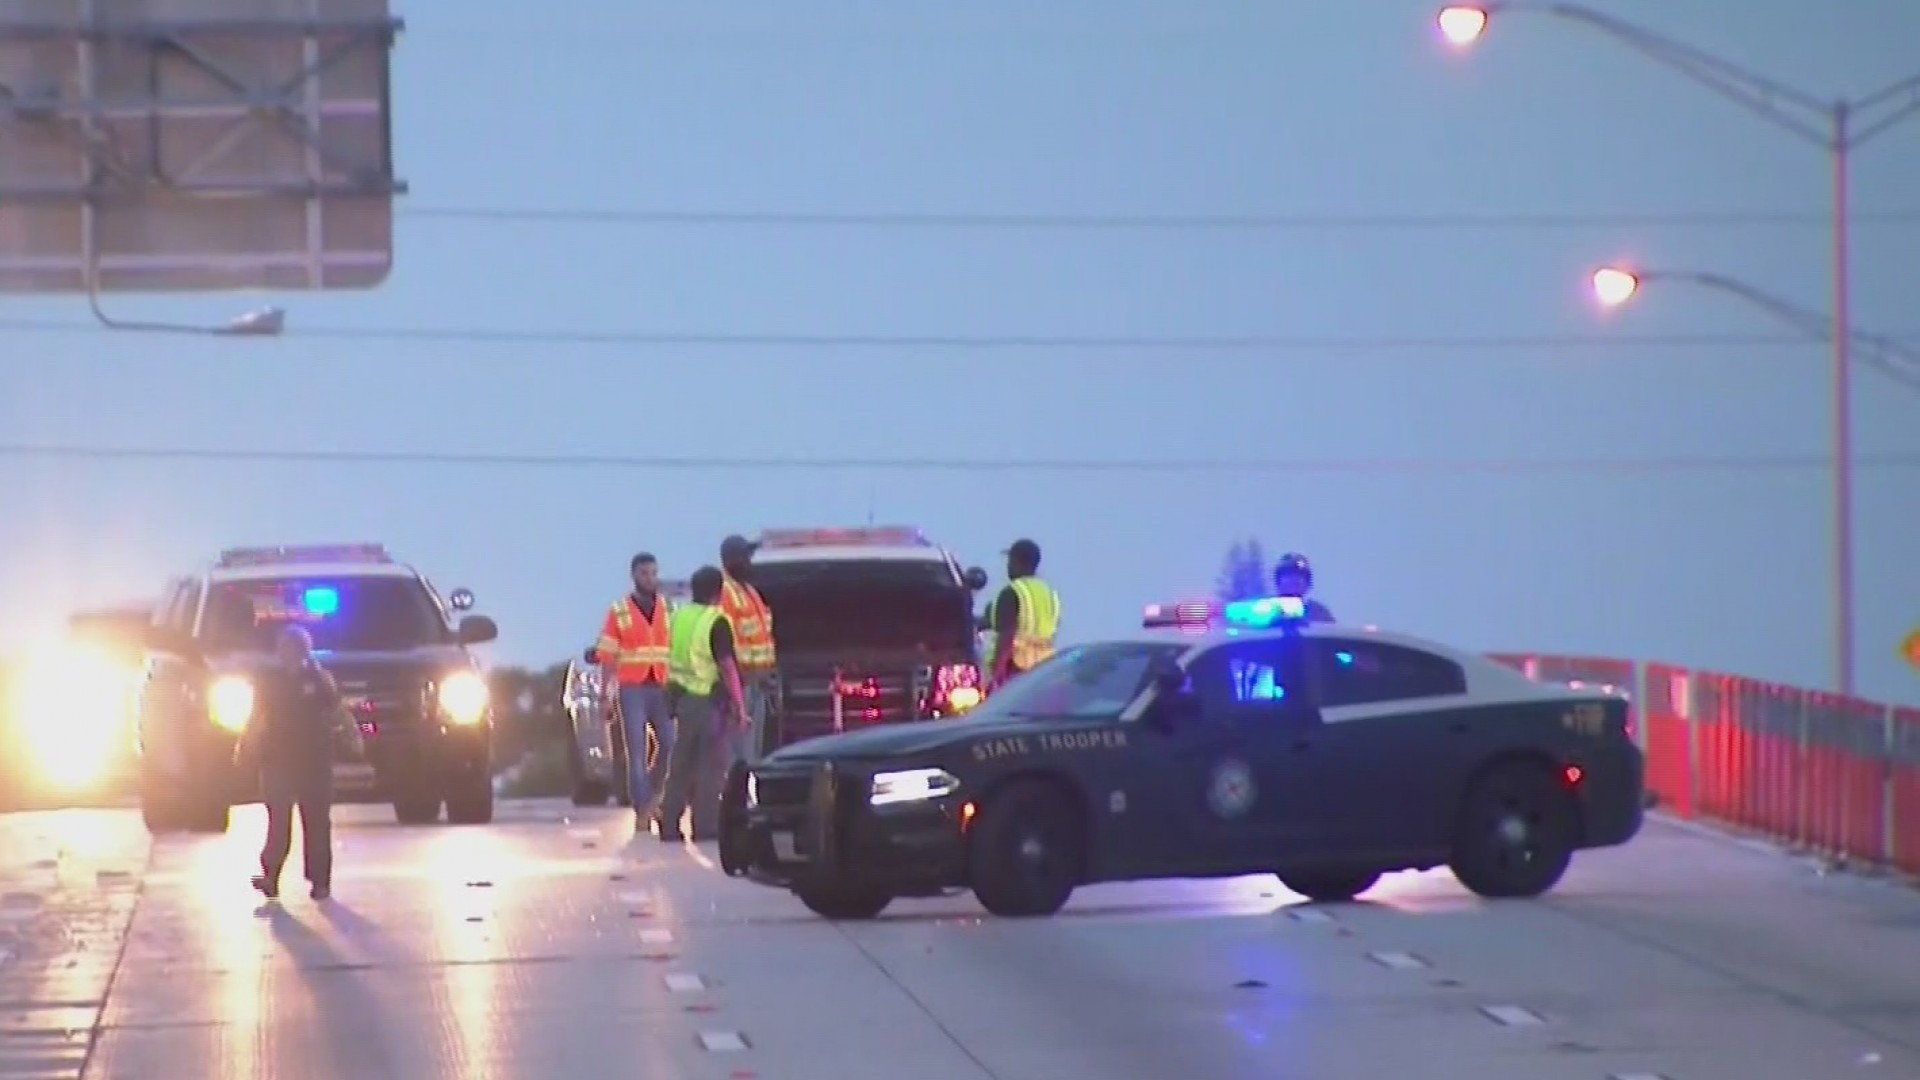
xmin=752 ymin=544 xmax=949 ymax=565
xmin=209 ymin=562 xmax=420 ymax=583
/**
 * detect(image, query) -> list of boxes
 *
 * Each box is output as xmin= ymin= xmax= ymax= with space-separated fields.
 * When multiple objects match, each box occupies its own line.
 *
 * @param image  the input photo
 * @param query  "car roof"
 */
xmin=207 ymin=562 xmax=422 ymax=583
xmin=752 ymin=545 xmax=953 ymax=565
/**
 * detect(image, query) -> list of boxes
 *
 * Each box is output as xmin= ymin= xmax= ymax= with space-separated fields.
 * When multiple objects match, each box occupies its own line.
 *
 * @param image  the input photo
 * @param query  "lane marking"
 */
xmin=697 ymin=1031 xmax=749 ymax=1052
xmin=663 ymin=973 xmax=707 ymax=993
xmin=1286 ymin=907 xmax=1335 ymax=923
xmin=1608 ymin=1073 xmax=1672 ymax=1080
xmin=1480 ymin=1004 xmax=1546 ymax=1027
xmin=1368 ymin=951 xmax=1429 ymax=970
xmin=617 ymin=891 xmax=652 ymax=905
xmin=639 ymin=928 xmax=674 ymax=945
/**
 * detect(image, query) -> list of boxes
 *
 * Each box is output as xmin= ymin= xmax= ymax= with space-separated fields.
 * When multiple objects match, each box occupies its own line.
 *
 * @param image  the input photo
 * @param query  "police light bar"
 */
xmin=1142 ymin=600 xmax=1219 ymax=629
xmin=756 ymin=526 xmax=929 ymax=549
xmin=218 ymin=543 xmax=392 ymax=568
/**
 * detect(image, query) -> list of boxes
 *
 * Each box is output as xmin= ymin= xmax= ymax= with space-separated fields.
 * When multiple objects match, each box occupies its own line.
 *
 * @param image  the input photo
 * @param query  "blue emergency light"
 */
xmin=1221 ymin=595 xmax=1308 ymax=629
xmin=302 ymin=587 xmax=340 ymax=617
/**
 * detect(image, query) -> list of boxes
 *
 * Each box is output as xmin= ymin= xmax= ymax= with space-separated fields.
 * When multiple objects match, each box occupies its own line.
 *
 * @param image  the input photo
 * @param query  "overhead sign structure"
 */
xmin=0 ymin=0 xmax=404 ymax=294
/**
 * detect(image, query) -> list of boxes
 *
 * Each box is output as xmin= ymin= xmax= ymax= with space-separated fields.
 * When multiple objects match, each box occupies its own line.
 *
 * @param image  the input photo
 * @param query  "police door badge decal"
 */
xmin=1207 ymin=759 xmax=1256 ymax=818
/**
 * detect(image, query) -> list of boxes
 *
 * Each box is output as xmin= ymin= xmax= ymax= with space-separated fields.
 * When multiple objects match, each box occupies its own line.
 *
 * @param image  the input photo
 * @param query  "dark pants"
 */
xmin=261 ymin=796 xmax=333 ymax=889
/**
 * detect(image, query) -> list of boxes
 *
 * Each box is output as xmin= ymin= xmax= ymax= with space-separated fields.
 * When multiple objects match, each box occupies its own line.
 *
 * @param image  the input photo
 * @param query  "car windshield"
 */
xmin=198 ymin=576 xmax=449 ymax=654
xmin=976 ymin=641 xmax=1188 ymax=720
xmin=753 ymin=559 xmax=974 ymax=653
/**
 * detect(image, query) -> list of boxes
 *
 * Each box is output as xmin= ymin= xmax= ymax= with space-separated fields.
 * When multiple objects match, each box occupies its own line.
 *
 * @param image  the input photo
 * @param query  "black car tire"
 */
xmin=393 ymin=795 xmax=442 ymax=825
xmin=1449 ymin=761 xmax=1579 ymax=899
xmin=968 ymin=779 xmax=1084 ymax=918
xmin=795 ymin=882 xmax=893 ymax=920
xmin=1276 ymin=868 xmax=1382 ymax=903
xmin=572 ymin=780 xmax=611 ymax=807
xmin=445 ymin=774 xmax=495 ymax=825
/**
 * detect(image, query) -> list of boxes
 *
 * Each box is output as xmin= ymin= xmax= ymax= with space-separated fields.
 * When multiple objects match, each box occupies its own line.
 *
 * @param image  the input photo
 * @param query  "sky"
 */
xmin=2 ymin=0 xmax=1918 ymax=703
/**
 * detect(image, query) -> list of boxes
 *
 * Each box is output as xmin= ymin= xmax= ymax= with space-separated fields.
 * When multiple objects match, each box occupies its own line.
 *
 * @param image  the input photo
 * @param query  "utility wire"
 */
xmin=0 ymin=320 xmax=1880 ymax=352
xmin=2 ymin=444 xmax=1916 ymax=474
xmin=398 ymin=205 xmax=1920 ymax=231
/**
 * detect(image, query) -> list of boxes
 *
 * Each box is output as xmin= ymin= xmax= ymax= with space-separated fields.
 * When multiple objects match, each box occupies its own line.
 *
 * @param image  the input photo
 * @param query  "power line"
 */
xmin=399 ymin=205 xmax=1920 ymax=232
xmin=3 ymin=443 xmax=1916 ymax=474
xmin=0 ymin=320 xmax=1876 ymax=352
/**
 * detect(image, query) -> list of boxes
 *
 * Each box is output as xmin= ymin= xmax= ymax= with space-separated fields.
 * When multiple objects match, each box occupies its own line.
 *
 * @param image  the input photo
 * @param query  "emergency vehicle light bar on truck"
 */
xmin=757 ymin=527 xmax=929 ymax=549
xmin=217 ymin=543 xmax=392 ymax=568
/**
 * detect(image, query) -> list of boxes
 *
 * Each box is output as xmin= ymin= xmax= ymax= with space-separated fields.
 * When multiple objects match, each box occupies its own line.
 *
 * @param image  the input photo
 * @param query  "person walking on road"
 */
xmin=240 ymin=625 xmax=350 ymax=902
xmin=985 ymin=538 xmax=1062 ymax=691
xmin=655 ymin=566 xmax=751 ymax=842
xmin=718 ymin=534 xmax=777 ymax=762
xmin=596 ymin=553 xmax=676 ymax=824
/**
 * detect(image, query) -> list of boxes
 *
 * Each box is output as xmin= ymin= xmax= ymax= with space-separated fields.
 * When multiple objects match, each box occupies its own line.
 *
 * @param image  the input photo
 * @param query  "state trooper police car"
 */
xmin=718 ymin=596 xmax=1644 ymax=919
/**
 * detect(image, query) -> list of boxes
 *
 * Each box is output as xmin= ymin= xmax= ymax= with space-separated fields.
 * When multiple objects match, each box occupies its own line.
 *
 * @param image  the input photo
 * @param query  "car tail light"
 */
xmin=934 ymin=664 xmax=982 ymax=714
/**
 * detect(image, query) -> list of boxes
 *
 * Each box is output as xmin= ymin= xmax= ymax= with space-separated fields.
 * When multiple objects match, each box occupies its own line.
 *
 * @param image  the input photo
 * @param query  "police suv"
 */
xmin=136 ymin=544 xmax=499 ymax=832
xmin=749 ymin=527 xmax=992 ymax=756
xmin=718 ymin=596 xmax=1644 ymax=920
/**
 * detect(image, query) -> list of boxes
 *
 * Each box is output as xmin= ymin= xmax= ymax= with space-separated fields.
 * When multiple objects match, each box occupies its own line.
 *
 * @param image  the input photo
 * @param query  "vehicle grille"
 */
xmin=751 ymin=770 xmax=815 ymax=811
xmin=772 ymin=663 xmax=926 ymax=747
xmin=333 ymin=670 xmax=428 ymax=735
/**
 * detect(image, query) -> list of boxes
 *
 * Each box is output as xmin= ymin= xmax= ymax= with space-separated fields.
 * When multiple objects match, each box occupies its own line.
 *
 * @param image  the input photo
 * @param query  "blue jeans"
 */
xmin=617 ymin=684 xmax=673 ymax=812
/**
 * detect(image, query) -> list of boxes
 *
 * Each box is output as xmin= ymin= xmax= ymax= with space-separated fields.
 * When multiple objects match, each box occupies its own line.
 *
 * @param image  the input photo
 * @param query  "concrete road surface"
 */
xmin=0 ymin=800 xmax=1915 ymax=1079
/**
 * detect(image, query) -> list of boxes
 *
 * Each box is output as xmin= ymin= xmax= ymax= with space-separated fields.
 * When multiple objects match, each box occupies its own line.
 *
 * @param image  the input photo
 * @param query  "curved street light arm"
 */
xmin=85 ymin=284 xmax=284 ymax=338
xmin=1523 ymin=2 xmax=1832 ymax=144
xmin=1849 ymin=73 xmax=1920 ymax=147
xmin=1643 ymin=270 xmax=1920 ymax=394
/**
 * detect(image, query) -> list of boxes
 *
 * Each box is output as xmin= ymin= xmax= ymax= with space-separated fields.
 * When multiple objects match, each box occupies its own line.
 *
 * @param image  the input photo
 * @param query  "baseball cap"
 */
xmin=720 ymin=534 xmax=759 ymax=560
xmin=1005 ymin=538 xmax=1041 ymax=564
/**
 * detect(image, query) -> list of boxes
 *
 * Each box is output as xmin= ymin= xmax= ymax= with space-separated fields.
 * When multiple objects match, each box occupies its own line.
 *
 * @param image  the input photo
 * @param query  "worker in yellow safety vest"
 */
xmin=985 ymin=538 xmax=1062 ymax=691
xmin=719 ymin=534 xmax=777 ymax=762
xmin=596 ymin=553 xmax=674 ymax=823
xmin=654 ymin=566 xmax=751 ymax=843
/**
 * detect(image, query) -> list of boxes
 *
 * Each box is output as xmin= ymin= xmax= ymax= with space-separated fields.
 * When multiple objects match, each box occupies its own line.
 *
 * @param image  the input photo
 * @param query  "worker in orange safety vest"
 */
xmin=718 ymin=534 xmax=777 ymax=762
xmin=597 ymin=553 xmax=675 ymax=824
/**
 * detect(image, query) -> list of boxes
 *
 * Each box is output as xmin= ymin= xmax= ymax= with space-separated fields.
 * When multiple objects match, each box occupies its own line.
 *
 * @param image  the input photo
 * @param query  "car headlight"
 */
xmin=946 ymin=686 xmax=984 ymax=713
xmin=437 ymin=670 xmax=489 ymax=726
xmin=869 ymin=767 xmax=960 ymax=807
xmin=209 ymin=676 xmax=255 ymax=733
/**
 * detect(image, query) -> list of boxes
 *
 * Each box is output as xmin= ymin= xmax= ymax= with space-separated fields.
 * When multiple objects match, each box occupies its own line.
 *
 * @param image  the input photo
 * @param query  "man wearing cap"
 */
xmin=239 ymin=624 xmax=350 ymax=901
xmin=596 ymin=553 xmax=676 ymax=823
xmin=718 ymin=535 xmax=777 ymax=761
xmin=985 ymin=538 xmax=1063 ymax=691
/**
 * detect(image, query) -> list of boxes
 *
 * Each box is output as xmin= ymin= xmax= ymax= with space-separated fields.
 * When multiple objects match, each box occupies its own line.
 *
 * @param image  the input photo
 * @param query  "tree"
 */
xmin=1215 ymin=538 xmax=1269 ymax=603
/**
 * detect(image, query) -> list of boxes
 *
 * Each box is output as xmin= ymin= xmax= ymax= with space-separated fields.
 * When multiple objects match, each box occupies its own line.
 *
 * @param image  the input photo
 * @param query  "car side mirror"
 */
xmin=582 ymin=646 xmax=600 ymax=665
xmin=1146 ymin=658 xmax=1195 ymax=730
xmin=448 ymin=587 xmax=476 ymax=612
xmin=456 ymin=615 xmax=499 ymax=645
xmin=964 ymin=566 xmax=990 ymax=591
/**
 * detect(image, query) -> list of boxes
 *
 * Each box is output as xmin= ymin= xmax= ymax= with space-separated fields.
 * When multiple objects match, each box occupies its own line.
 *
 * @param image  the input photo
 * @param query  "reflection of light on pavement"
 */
xmin=432 ymin=831 xmax=506 ymax=1077
xmin=8 ymin=641 xmax=137 ymax=790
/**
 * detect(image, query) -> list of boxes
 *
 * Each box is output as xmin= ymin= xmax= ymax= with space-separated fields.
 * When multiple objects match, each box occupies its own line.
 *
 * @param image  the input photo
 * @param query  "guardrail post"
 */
xmin=1882 ymin=704 xmax=1897 ymax=868
xmin=1793 ymin=691 xmax=1811 ymax=852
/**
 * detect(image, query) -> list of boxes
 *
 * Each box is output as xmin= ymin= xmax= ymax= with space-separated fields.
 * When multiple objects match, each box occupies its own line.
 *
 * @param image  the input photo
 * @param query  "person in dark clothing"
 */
xmin=656 ymin=566 xmax=750 ymax=842
xmin=1272 ymin=551 xmax=1335 ymax=623
xmin=240 ymin=624 xmax=348 ymax=901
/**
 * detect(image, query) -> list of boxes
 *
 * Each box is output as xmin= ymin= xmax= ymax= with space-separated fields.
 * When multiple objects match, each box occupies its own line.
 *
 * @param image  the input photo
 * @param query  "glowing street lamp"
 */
xmin=1436 ymin=6 xmax=1490 ymax=46
xmin=1589 ymin=266 xmax=1640 ymax=307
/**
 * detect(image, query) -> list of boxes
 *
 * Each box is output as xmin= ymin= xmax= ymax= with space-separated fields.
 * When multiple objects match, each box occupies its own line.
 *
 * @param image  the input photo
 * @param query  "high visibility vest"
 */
xmin=989 ymin=577 xmax=1061 ymax=672
xmin=596 ymin=594 xmax=673 ymax=685
xmin=721 ymin=576 xmax=776 ymax=671
xmin=668 ymin=603 xmax=728 ymax=695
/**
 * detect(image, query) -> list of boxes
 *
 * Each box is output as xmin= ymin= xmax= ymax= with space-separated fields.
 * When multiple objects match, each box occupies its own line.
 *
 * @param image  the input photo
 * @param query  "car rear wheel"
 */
xmin=1276 ymin=868 xmax=1382 ymax=903
xmin=795 ymin=882 xmax=893 ymax=920
xmin=969 ymin=779 xmax=1083 ymax=918
xmin=1449 ymin=761 xmax=1579 ymax=899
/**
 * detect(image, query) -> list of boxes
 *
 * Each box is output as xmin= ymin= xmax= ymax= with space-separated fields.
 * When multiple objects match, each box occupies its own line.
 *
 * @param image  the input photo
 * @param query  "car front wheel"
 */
xmin=1449 ymin=761 xmax=1579 ymax=899
xmin=795 ymin=882 xmax=893 ymax=920
xmin=968 ymin=779 xmax=1083 ymax=918
xmin=1276 ymin=868 xmax=1382 ymax=903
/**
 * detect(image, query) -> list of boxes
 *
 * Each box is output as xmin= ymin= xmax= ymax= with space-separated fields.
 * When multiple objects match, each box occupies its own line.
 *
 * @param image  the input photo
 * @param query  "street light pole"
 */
xmin=1437 ymin=3 xmax=1920 ymax=697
